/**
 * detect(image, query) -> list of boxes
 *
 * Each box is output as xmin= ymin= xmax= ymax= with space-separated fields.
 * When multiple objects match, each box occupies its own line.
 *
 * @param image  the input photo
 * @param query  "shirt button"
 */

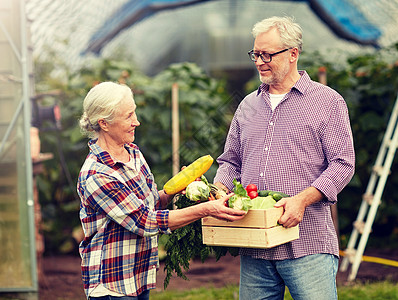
xmin=269 ymin=122 xmax=274 ymax=126
xmin=265 ymin=147 xmax=268 ymax=151
xmin=260 ymin=172 xmax=264 ymax=177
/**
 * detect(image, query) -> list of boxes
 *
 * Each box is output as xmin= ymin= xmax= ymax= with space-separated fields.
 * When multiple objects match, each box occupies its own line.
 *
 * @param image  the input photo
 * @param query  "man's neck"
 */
xmin=269 ymin=70 xmax=301 ymax=94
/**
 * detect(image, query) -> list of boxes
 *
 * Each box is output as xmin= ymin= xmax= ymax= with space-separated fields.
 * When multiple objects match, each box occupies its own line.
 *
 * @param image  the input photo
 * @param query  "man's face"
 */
xmin=253 ymin=28 xmax=291 ymax=86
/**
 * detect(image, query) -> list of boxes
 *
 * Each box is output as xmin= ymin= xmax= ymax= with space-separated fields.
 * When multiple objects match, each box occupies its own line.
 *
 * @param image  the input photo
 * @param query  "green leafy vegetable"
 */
xmin=250 ymin=196 xmax=276 ymax=209
xmin=185 ymin=180 xmax=210 ymax=202
xmin=228 ymin=179 xmax=252 ymax=211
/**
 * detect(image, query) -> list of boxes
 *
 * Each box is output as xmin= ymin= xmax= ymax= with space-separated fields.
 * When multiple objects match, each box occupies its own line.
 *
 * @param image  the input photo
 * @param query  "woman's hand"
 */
xmin=168 ymin=192 xmax=246 ymax=231
xmin=206 ymin=193 xmax=247 ymax=222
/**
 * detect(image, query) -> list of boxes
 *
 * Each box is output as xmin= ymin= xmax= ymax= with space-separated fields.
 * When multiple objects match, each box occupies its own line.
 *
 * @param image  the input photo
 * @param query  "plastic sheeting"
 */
xmin=84 ymin=0 xmax=382 ymax=55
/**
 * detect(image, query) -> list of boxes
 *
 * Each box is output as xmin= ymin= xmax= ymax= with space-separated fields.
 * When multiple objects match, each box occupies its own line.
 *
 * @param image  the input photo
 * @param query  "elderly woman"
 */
xmin=77 ymin=81 xmax=245 ymax=300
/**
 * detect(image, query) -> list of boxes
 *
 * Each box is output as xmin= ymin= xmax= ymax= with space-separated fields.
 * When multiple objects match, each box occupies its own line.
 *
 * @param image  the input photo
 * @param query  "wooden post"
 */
xmin=318 ymin=66 xmax=327 ymax=85
xmin=172 ymin=83 xmax=180 ymax=175
xmin=171 ymin=83 xmax=179 ymax=209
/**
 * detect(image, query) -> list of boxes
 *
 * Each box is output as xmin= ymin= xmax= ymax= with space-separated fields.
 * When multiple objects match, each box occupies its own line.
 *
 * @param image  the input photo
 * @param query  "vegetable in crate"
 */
xmin=250 ymin=195 xmax=276 ymax=209
xmin=258 ymin=190 xmax=290 ymax=200
xmin=245 ymin=183 xmax=258 ymax=193
xmin=228 ymin=179 xmax=252 ymax=211
xmin=163 ymin=155 xmax=213 ymax=194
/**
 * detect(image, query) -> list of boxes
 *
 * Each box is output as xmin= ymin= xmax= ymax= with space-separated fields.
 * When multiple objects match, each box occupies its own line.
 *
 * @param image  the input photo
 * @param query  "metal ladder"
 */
xmin=340 ymin=94 xmax=398 ymax=281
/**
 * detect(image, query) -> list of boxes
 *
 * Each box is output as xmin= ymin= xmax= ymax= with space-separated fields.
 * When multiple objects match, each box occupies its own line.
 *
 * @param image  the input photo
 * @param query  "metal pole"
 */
xmin=20 ymin=0 xmax=38 ymax=291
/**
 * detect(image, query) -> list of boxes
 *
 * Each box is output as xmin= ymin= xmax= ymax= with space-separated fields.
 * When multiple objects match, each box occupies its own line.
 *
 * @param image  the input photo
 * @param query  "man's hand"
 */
xmin=274 ymin=196 xmax=305 ymax=228
xmin=274 ymin=187 xmax=324 ymax=228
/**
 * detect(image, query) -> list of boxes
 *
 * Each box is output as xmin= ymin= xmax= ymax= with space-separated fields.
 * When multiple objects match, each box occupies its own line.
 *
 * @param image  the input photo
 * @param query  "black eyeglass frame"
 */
xmin=248 ymin=47 xmax=293 ymax=63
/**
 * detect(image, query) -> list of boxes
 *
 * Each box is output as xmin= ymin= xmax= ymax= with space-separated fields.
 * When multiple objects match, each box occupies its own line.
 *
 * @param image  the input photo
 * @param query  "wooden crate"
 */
xmin=201 ymin=208 xmax=299 ymax=249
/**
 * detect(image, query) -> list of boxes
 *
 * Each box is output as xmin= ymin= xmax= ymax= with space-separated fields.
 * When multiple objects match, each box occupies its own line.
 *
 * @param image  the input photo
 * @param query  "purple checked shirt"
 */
xmin=214 ymin=71 xmax=355 ymax=260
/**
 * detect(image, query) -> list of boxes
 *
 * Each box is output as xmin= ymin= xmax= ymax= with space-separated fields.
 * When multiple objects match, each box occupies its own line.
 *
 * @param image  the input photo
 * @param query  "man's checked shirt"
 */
xmin=215 ymin=71 xmax=355 ymax=260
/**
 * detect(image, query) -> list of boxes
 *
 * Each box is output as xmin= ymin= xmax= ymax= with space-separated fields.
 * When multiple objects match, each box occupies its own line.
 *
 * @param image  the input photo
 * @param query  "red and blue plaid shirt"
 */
xmin=77 ymin=140 xmax=170 ymax=297
xmin=215 ymin=71 xmax=355 ymax=260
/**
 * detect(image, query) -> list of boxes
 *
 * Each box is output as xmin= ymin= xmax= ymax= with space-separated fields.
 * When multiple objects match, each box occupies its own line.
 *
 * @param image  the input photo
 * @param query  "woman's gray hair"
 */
xmin=252 ymin=16 xmax=303 ymax=53
xmin=79 ymin=81 xmax=133 ymax=138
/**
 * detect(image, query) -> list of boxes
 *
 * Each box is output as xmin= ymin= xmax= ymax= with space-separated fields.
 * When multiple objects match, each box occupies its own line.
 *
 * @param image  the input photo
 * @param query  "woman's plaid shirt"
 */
xmin=77 ymin=140 xmax=171 ymax=297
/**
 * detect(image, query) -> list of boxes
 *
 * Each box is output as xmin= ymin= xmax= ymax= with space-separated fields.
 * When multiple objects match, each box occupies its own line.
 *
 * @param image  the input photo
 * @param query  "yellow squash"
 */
xmin=163 ymin=155 xmax=214 ymax=194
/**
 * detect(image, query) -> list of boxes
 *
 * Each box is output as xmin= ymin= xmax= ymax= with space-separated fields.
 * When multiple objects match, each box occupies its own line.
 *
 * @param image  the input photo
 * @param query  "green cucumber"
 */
xmin=258 ymin=190 xmax=271 ymax=197
xmin=258 ymin=190 xmax=289 ymax=200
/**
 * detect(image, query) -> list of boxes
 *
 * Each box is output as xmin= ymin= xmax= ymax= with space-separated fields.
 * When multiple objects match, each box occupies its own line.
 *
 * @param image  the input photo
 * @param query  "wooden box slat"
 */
xmin=201 ymin=208 xmax=299 ymax=249
xmin=202 ymin=225 xmax=299 ymax=249
xmin=202 ymin=207 xmax=283 ymax=229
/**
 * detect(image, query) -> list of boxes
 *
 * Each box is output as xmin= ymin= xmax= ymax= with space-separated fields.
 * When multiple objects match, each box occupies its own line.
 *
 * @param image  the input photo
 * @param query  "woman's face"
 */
xmin=106 ymin=95 xmax=140 ymax=145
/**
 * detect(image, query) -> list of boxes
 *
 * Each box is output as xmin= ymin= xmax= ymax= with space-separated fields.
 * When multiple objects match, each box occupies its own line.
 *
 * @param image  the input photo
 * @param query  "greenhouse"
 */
xmin=1 ymin=0 xmax=398 ymax=299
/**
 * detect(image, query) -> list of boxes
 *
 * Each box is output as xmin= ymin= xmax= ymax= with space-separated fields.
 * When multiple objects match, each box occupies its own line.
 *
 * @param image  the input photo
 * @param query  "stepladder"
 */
xmin=340 ymin=93 xmax=398 ymax=281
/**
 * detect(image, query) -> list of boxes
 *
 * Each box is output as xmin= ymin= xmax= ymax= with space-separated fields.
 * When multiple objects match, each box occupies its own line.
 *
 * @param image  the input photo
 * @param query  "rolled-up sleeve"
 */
xmin=83 ymin=174 xmax=171 ymax=236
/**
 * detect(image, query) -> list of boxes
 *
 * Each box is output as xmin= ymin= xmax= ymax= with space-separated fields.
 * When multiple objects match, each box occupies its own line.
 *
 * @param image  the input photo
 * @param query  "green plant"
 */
xmin=162 ymin=194 xmax=239 ymax=288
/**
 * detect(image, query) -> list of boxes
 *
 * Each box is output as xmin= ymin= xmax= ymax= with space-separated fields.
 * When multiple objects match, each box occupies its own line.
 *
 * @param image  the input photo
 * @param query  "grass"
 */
xmin=338 ymin=281 xmax=398 ymax=300
xmin=150 ymin=281 xmax=398 ymax=300
xmin=0 ymin=281 xmax=396 ymax=299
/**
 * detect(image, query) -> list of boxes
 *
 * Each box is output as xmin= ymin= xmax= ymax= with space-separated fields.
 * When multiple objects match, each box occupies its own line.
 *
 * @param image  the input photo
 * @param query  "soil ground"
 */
xmin=1 ymin=248 xmax=396 ymax=299
xmin=31 ymin=248 xmax=398 ymax=299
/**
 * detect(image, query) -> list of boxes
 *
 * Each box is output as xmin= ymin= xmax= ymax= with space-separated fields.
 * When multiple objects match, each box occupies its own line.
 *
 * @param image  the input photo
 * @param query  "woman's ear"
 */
xmin=98 ymin=119 xmax=108 ymax=132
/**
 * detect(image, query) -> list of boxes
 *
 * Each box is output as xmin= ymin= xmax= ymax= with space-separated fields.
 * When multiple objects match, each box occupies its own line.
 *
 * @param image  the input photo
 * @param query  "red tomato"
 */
xmin=246 ymin=184 xmax=258 ymax=193
xmin=248 ymin=190 xmax=258 ymax=199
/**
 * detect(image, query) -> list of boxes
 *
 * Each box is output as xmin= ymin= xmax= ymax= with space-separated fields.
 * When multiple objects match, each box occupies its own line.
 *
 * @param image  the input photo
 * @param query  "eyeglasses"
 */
xmin=248 ymin=48 xmax=292 ymax=63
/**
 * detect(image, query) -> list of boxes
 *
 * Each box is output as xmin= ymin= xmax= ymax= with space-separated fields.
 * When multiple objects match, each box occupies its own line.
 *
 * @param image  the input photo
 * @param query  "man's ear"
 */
xmin=290 ymin=47 xmax=299 ymax=63
xmin=98 ymin=119 xmax=108 ymax=132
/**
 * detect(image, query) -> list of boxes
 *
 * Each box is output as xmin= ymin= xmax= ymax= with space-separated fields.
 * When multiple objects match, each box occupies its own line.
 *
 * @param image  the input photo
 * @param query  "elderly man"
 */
xmin=214 ymin=16 xmax=355 ymax=300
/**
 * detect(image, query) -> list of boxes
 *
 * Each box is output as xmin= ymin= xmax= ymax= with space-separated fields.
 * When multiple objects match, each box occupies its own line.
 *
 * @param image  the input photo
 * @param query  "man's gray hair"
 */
xmin=252 ymin=16 xmax=303 ymax=53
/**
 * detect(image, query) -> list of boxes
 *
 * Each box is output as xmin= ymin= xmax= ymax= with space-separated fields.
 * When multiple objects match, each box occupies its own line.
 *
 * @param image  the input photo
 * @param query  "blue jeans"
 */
xmin=89 ymin=290 xmax=150 ymax=300
xmin=239 ymin=254 xmax=338 ymax=300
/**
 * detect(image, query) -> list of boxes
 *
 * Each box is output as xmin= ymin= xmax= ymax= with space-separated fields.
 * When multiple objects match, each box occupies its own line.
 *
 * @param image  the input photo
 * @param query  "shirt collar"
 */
xmin=256 ymin=70 xmax=310 ymax=96
xmin=88 ymin=139 xmax=139 ymax=167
